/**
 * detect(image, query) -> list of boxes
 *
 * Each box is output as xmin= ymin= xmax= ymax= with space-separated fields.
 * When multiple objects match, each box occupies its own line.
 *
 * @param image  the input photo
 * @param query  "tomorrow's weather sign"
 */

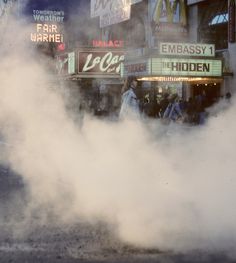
xmin=30 ymin=9 xmax=64 ymax=43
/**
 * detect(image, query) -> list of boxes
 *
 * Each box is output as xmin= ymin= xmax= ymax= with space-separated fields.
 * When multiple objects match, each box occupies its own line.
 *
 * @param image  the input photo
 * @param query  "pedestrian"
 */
xmin=119 ymin=76 xmax=140 ymax=119
xmin=225 ymin=92 xmax=232 ymax=101
xmin=159 ymin=93 xmax=170 ymax=118
xmin=162 ymin=93 xmax=183 ymax=123
xmin=195 ymin=90 xmax=207 ymax=125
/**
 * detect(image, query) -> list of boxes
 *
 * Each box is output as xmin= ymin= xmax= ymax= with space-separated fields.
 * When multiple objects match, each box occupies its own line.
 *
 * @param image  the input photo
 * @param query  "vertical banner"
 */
xmin=228 ymin=0 xmax=235 ymax=43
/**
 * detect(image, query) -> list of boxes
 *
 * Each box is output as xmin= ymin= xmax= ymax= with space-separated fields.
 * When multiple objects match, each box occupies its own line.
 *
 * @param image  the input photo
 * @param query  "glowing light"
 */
xmin=137 ymin=76 xmax=220 ymax=82
xmin=31 ymin=23 xmax=64 ymax=43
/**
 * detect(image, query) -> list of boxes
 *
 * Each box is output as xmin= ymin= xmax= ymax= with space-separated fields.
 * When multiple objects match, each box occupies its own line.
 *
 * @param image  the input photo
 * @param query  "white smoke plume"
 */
xmin=0 ymin=12 xmax=236 ymax=257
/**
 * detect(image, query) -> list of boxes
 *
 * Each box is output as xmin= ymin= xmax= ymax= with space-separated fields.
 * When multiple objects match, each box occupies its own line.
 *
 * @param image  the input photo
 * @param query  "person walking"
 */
xmin=162 ymin=93 xmax=183 ymax=123
xmin=159 ymin=93 xmax=170 ymax=118
xmin=119 ymin=76 xmax=140 ymax=119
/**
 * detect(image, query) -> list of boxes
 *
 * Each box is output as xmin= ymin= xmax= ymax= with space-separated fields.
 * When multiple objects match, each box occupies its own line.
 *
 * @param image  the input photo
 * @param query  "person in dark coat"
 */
xmin=159 ymin=93 xmax=170 ymax=118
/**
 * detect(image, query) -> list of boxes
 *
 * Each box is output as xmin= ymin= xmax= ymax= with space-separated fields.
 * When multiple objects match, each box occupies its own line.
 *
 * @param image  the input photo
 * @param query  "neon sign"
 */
xmin=92 ymin=40 xmax=124 ymax=48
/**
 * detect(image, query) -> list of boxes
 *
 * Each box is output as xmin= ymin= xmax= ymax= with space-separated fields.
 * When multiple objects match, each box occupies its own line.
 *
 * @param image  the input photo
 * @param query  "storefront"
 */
xmin=121 ymin=42 xmax=223 ymax=108
xmin=56 ymin=48 xmax=125 ymax=116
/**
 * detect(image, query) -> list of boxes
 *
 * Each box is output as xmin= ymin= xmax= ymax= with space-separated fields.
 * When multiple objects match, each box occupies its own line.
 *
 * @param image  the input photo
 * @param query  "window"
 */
xmin=209 ymin=13 xmax=228 ymax=25
xmin=198 ymin=0 xmax=228 ymax=50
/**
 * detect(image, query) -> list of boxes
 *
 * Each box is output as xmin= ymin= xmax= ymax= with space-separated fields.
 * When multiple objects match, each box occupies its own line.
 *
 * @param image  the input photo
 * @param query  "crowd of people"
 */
xmin=119 ymin=75 xmax=232 ymax=125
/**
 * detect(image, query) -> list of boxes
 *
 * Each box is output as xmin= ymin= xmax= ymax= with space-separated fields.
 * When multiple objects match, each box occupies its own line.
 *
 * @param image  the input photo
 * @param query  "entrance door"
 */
xmin=192 ymin=83 xmax=221 ymax=107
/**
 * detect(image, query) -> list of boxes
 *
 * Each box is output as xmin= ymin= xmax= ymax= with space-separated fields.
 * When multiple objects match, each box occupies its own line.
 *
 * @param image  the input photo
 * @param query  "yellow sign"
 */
xmin=153 ymin=0 xmax=187 ymax=26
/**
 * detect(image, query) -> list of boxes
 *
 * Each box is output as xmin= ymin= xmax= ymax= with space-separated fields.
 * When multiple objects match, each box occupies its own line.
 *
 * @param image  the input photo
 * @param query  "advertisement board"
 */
xmin=91 ymin=0 xmax=141 ymax=27
xmin=30 ymin=9 xmax=64 ymax=43
xmin=78 ymin=50 xmax=125 ymax=77
xmin=30 ymin=23 xmax=64 ymax=43
xmin=91 ymin=0 xmax=131 ymax=17
xmin=32 ymin=9 xmax=64 ymax=23
xmin=99 ymin=5 xmax=130 ymax=27
xmin=120 ymin=59 xmax=150 ymax=77
xmin=150 ymin=0 xmax=188 ymax=40
xmin=151 ymin=58 xmax=222 ymax=77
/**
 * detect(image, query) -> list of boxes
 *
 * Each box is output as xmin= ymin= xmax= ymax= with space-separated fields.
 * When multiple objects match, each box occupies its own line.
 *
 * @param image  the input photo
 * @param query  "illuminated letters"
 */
xmin=31 ymin=23 xmax=63 ymax=43
xmin=82 ymin=52 xmax=124 ymax=73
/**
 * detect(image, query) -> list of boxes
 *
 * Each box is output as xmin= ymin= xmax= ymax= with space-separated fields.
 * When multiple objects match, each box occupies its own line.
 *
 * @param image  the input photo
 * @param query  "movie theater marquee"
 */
xmin=151 ymin=58 xmax=222 ymax=77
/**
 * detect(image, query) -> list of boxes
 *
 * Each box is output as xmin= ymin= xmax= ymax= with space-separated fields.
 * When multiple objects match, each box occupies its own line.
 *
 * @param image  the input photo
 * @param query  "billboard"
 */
xmin=99 ymin=5 xmax=130 ymax=28
xmin=30 ymin=9 xmax=64 ymax=43
xmin=91 ymin=0 xmax=142 ymax=28
xmin=78 ymin=50 xmax=124 ymax=76
xmin=150 ymin=0 xmax=188 ymax=40
xmin=91 ymin=0 xmax=131 ymax=17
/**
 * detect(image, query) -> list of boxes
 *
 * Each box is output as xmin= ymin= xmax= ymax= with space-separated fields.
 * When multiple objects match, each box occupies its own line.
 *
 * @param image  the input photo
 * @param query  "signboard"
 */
xmin=131 ymin=0 xmax=142 ymax=3
xmin=78 ymin=50 xmax=125 ymax=76
xmin=150 ymin=0 xmax=188 ymax=40
xmin=91 ymin=0 xmax=131 ymax=17
xmin=30 ymin=23 xmax=63 ymax=42
xmin=100 ymin=5 xmax=131 ymax=27
xmin=151 ymin=58 xmax=222 ymax=77
xmin=56 ymin=52 xmax=75 ymax=75
xmin=228 ymin=0 xmax=235 ymax=43
xmin=159 ymin=42 xmax=215 ymax=57
xmin=0 ymin=0 xmax=16 ymax=22
xmin=120 ymin=59 xmax=149 ymax=77
xmin=125 ymin=62 xmax=147 ymax=73
xmin=30 ymin=8 xmax=64 ymax=43
xmin=91 ymin=0 xmax=141 ymax=27
xmin=92 ymin=39 xmax=124 ymax=48
xmin=187 ymin=0 xmax=205 ymax=5
xmin=32 ymin=10 xmax=64 ymax=23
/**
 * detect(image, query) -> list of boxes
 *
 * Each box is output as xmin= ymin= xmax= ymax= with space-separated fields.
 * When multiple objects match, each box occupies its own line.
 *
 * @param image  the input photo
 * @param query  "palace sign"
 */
xmin=92 ymin=40 xmax=124 ymax=48
xmin=159 ymin=42 xmax=215 ymax=57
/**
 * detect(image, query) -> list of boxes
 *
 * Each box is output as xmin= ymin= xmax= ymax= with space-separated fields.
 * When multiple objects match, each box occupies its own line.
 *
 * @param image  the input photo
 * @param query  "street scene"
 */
xmin=0 ymin=0 xmax=236 ymax=262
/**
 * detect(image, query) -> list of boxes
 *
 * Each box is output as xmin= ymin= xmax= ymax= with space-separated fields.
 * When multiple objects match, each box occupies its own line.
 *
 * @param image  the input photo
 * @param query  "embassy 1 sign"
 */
xmin=159 ymin=42 xmax=215 ymax=57
xmin=78 ymin=50 xmax=125 ymax=76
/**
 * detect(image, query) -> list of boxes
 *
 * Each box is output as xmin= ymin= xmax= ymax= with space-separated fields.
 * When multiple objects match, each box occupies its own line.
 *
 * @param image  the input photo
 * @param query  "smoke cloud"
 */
xmin=0 ymin=12 xmax=236 ymax=257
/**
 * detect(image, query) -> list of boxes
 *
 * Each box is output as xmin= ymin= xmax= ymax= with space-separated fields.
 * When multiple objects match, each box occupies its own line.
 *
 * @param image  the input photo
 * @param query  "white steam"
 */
xmin=0 ymin=16 xmax=236 ymax=255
